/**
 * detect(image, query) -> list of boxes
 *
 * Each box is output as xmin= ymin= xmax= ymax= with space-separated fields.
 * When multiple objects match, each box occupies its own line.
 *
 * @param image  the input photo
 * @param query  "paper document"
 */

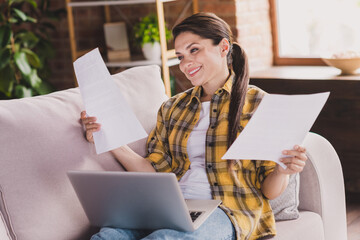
xmin=73 ymin=48 xmax=147 ymax=154
xmin=222 ymin=92 xmax=330 ymax=168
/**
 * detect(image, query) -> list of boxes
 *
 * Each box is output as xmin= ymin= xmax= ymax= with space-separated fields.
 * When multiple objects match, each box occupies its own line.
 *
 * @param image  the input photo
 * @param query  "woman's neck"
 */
xmin=200 ymin=69 xmax=230 ymax=102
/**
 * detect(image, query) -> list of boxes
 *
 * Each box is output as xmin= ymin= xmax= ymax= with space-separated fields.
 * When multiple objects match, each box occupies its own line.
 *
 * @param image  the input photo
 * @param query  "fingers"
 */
xmin=280 ymin=156 xmax=306 ymax=169
xmin=80 ymin=111 xmax=99 ymax=125
xmin=282 ymin=150 xmax=307 ymax=162
xmin=80 ymin=111 xmax=86 ymax=119
xmin=80 ymin=111 xmax=100 ymax=143
xmin=294 ymin=145 xmax=306 ymax=153
xmin=279 ymin=145 xmax=308 ymax=173
xmin=282 ymin=145 xmax=307 ymax=161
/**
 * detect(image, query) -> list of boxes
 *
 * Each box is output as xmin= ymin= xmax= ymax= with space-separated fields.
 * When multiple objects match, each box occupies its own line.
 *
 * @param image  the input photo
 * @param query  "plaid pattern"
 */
xmin=145 ymin=76 xmax=277 ymax=240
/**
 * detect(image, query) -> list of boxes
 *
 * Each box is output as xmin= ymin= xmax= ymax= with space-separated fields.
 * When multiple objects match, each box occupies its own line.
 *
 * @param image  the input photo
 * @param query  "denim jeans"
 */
xmin=91 ymin=207 xmax=235 ymax=240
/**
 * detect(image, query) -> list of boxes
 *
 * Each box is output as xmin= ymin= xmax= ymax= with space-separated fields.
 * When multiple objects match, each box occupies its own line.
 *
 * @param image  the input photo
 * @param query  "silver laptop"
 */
xmin=67 ymin=171 xmax=222 ymax=232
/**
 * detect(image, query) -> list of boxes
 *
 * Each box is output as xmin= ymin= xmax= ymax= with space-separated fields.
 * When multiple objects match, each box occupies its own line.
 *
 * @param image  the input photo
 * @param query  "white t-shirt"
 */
xmin=179 ymin=101 xmax=212 ymax=199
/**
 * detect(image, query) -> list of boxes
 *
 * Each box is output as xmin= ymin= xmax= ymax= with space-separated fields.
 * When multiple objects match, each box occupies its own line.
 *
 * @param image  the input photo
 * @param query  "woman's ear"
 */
xmin=219 ymin=38 xmax=230 ymax=57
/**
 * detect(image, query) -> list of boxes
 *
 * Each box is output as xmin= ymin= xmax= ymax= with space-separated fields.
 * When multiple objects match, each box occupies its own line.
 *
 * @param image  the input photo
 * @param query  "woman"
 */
xmin=81 ymin=12 xmax=307 ymax=240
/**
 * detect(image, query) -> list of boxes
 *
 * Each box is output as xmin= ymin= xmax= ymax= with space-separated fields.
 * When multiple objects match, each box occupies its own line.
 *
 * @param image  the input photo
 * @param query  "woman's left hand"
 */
xmin=277 ymin=145 xmax=307 ymax=175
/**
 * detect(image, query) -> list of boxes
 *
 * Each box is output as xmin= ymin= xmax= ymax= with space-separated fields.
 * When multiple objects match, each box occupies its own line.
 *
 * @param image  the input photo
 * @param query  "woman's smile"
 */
xmin=188 ymin=66 xmax=202 ymax=77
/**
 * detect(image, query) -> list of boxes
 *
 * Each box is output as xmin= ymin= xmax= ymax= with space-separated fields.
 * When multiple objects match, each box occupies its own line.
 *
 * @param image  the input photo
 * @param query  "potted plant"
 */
xmin=133 ymin=13 xmax=172 ymax=61
xmin=0 ymin=0 xmax=64 ymax=99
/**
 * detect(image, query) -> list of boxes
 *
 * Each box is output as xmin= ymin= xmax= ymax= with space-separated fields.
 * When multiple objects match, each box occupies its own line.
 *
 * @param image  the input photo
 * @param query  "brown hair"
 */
xmin=173 ymin=13 xmax=249 ymax=168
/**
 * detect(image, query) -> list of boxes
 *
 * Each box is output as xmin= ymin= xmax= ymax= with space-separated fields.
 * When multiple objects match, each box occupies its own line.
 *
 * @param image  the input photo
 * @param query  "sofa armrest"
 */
xmin=300 ymin=132 xmax=347 ymax=240
xmin=0 ymin=212 xmax=11 ymax=240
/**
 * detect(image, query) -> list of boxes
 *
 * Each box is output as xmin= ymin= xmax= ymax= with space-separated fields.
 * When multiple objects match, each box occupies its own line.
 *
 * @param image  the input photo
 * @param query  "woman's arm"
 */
xmin=261 ymin=145 xmax=307 ymax=200
xmin=80 ymin=111 xmax=155 ymax=172
xmin=110 ymin=145 xmax=155 ymax=172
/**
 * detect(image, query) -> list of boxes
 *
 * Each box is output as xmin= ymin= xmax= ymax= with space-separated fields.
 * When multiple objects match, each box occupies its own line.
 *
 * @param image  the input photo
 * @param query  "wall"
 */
xmin=47 ymin=0 xmax=273 ymax=92
xmin=235 ymin=0 xmax=273 ymax=72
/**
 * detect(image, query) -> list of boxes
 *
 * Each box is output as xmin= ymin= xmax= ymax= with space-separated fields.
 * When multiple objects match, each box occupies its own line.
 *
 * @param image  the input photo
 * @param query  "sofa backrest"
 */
xmin=0 ymin=65 xmax=168 ymax=240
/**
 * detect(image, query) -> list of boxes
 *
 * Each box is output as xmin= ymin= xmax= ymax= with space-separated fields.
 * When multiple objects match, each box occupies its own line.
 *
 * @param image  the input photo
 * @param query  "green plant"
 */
xmin=133 ymin=13 xmax=172 ymax=47
xmin=0 ymin=0 xmax=64 ymax=99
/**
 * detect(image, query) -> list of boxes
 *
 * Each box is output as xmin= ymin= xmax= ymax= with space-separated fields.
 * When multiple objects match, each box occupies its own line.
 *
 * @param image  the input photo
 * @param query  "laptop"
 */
xmin=67 ymin=171 xmax=222 ymax=232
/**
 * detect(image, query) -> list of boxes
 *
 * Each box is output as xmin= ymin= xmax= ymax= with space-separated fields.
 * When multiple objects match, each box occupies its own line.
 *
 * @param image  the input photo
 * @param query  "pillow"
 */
xmin=270 ymin=173 xmax=300 ymax=221
xmin=0 ymin=65 xmax=167 ymax=240
xmin=112 ymin=65 xmax=169 ymax=156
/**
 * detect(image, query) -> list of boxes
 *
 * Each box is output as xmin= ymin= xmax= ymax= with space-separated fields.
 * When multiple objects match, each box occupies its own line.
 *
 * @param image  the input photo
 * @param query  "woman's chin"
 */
xmin=188 ymin=77 xmax=203 ymax=87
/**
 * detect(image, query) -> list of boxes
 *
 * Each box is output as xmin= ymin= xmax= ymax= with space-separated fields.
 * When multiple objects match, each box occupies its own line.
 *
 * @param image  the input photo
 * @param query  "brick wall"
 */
xmin=47 ymin=0 xmax=273 ymax=92
xmin=235 ymin=0 xmax=273 ymax=73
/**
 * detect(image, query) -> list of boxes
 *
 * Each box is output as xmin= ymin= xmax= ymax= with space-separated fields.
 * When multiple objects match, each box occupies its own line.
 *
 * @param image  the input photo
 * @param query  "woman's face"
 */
xmin=174 ymin=32 xmax=229 ymax=89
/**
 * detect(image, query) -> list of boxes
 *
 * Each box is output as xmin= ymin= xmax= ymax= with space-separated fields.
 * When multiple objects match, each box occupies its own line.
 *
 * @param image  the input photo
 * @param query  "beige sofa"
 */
xmin=0 ymin=65 xmax=347 ymax=240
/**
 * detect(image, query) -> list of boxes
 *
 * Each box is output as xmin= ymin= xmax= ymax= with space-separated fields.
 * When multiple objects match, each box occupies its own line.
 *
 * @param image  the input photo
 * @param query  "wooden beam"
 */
xmin=156 ymin=0 xmax=171 ymax=96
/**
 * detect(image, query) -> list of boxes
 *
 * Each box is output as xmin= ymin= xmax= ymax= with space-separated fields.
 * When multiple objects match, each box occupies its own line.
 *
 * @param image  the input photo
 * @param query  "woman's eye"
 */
xmin=190 ymin=48 xmax=198 ymax=53
xmin=177 ymin=56 xmax=183 ymax=61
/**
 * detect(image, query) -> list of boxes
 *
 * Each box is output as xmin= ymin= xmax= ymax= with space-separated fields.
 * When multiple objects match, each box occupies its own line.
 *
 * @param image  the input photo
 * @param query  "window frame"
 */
xmin=269 ymin=0 xmax=326 ymax=66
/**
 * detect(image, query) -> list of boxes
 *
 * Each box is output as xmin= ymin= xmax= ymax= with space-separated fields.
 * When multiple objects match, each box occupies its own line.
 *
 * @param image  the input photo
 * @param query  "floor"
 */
xmin=347 ymin=203 xmax=360 ymax=240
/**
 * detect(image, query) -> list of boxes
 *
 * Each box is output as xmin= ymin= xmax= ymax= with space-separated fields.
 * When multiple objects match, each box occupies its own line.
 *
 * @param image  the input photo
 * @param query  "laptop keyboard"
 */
xmin=189 ymin=211 xmax=203 ymax=222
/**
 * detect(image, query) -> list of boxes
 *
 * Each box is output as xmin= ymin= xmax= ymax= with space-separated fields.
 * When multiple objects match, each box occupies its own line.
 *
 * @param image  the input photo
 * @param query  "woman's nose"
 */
xmin=181 ymin=57 xmax=193 ymax=68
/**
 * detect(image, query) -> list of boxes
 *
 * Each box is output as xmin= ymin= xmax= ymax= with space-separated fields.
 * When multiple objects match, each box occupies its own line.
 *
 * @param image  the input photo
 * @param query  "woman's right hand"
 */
xmin=80 ymin=111 xmax=101 ymax=143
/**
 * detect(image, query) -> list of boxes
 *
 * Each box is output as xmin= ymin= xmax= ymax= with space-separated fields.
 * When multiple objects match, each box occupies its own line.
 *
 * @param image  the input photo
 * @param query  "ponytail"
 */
xmin=227 ymin=43 xmax=249 ymax=176
xmin=227 ymin=43 xmax=249 ymax=148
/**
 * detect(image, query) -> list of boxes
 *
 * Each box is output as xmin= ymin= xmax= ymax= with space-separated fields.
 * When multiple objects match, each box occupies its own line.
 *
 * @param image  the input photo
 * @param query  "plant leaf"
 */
xmin=14 ymin=84 xmax=33 ymax=98
xmin=35 ymin=37 xmax=55 ymax=59
xmin=15 ymin=31 xmax=39 ymax=49
xmin=24 ymin=69 xmax=41 ymax=88
xmin=0 ymin=25 xmax=11 ymax=48
xmin=9 ymin=18 xmax=18 ymax=23
xmin=0 ymin=48 xmax=11 ymax=70
xmin=22 ymin=48 xmax=42 ymax=68
xmin=13 ymin=8 xmax=27 ymax=22
xmin=34 ymin=80 xmax=53 ymax=95
xmin=9 ymin=0 xmax=37 ymax=8
xmin=24 ymin=0 xmax=37 ymax=8
xmin=26 ymin=16 xmax=37 ymax=23
xmin=0 ymin=66 xmax=15 ymax=97
xmin=14 ymin=51 xmax=31 ymax=76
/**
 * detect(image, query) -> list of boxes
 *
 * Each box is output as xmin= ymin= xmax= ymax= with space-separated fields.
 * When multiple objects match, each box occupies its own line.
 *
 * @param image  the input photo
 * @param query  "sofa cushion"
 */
xmin=0 ymin=65 xmax=167 ymax=240
xmin=274 ymin=211 xmax=324 ymax=240
xmin=270 ymin=173 xmax=300 ymax=220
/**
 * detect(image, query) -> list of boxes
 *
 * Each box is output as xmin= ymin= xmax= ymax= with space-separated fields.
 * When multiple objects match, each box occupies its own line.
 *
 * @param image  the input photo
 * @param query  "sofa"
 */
xmin=0 ymin=65 xmax=347 ymax=240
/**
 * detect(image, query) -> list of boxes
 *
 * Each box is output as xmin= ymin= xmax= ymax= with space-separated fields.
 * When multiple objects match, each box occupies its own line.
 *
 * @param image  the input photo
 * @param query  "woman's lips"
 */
xmin=188 ymin=66 xmax=201 ymax=77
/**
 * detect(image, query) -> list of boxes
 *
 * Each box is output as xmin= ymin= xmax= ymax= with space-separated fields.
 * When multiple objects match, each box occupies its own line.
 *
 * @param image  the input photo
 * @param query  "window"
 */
xmin=270 ymin=0 xmax=360 ymax=65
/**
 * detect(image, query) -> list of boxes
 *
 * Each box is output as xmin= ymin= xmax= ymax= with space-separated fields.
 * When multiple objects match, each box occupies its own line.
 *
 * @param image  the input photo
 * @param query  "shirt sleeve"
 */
xmin=255 ymin=160 xmax=276 ymax=190
xmin=145 ymin=102 xmax=173 ymax=173
xmin=244 ymin=86 xmax=276 ymax=190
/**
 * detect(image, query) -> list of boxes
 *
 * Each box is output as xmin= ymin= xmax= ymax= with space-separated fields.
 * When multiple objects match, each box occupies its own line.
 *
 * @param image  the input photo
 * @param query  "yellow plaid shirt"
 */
xmin=145 ymin=76 xmax=277 ymax=240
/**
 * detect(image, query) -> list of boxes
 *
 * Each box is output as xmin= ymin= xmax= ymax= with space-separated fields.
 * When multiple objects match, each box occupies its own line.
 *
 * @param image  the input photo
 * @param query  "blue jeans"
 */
xmin=91 ymin=207 xmax=235 ymax=240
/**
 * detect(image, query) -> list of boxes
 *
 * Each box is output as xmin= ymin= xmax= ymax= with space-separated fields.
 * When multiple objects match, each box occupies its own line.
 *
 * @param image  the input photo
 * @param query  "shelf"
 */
xmin=66 ymin=0 xmax=198 ymax=96
xmin=68 ymin=0 xmax=176 ymax=7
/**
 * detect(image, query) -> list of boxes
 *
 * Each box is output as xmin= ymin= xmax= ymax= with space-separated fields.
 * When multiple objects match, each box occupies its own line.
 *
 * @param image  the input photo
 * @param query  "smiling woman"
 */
xmin=174 ymin=32 xmax=230 ymax=100
xmin=86 ymin=12 xmax=309 ymax=240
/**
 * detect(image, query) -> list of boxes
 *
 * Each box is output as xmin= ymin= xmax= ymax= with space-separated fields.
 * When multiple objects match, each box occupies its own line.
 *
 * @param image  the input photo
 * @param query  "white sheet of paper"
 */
xmin=73 ymin=48 xmax=148 ymax=154
xmin=222 ymin=92 xmax=330 ymax=168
